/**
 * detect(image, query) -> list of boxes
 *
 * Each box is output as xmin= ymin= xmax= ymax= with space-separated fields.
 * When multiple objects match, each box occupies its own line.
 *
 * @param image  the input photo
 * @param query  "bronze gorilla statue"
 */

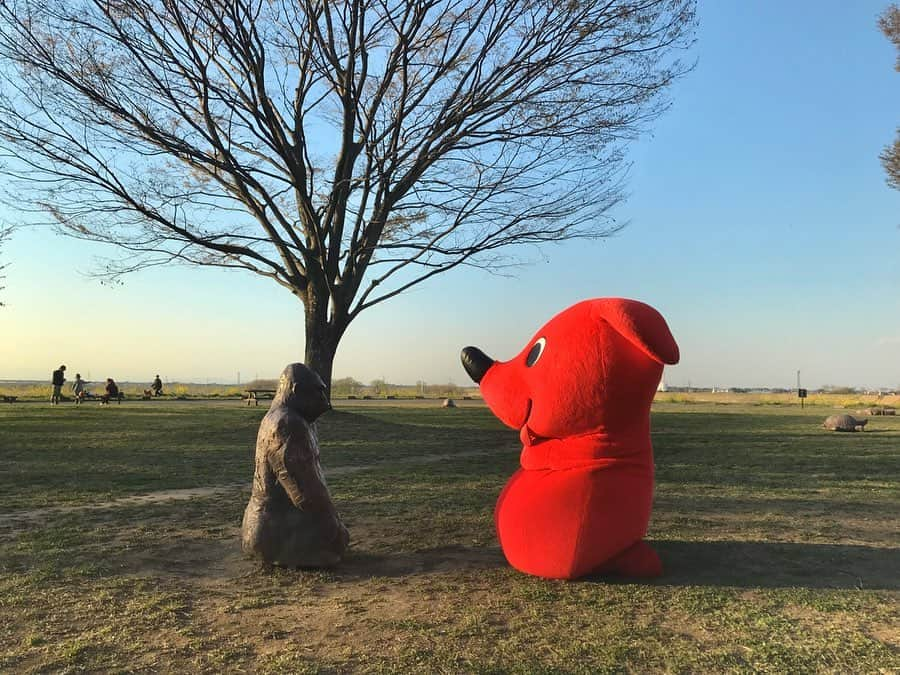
xmin=241 ymin=363 xmax=349 ymax=567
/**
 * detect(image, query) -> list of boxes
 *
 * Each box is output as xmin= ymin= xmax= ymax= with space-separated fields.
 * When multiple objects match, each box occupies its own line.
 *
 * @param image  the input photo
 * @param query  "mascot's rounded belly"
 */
xmin=495 ymin=463 xmax=654 ymax=579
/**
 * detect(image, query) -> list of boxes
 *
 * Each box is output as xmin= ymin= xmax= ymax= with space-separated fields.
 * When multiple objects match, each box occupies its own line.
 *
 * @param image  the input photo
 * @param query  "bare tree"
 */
xmin=881 ymin=4 xmax=900 ymax=189
xmin=0 ymin=0 xmax=696 ymax=388
xmin=0 ymin=226 xmax=9 ymax=306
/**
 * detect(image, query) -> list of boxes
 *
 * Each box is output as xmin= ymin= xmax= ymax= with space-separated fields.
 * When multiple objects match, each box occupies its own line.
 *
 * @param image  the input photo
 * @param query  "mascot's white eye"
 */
xmin=525 ymin=337 xmax=546 ymax=367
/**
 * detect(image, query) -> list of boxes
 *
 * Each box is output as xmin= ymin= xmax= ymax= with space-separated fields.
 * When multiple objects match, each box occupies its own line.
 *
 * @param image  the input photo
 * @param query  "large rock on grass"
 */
xmin=822 ymin=414 xmax=867 ymax=432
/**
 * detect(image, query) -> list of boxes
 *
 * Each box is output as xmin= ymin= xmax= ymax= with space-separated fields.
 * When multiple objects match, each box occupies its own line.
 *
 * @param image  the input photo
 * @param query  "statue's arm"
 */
xmin=264 ymin=412 xmax=335 ymax=510
xmin=268 ymin=442 xmax=305 ymax=508
xmin=263 ymin=415 xmax=306 ymax=508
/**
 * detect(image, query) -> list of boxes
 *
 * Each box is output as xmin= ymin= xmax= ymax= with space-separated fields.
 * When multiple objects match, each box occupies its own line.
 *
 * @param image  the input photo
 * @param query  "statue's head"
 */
xmin=275 ymin=363 xmax=331 ymax=421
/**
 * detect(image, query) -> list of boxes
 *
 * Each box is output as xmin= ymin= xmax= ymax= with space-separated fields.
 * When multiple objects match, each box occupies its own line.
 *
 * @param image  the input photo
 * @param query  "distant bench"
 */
xmin=96 ymin=391 xmax=125 ymax=405
xmin=1 ymin=395 xmax=17 ymax=403
xmin=244 ymin=389 xmax=276 ymax=406
xmin=95 ymin=392 xmax=125 ymax=405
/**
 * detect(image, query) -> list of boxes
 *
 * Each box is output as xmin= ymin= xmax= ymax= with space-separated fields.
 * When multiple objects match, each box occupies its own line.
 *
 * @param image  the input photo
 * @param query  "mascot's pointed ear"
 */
xmin=591 ymin=298 xmax=680 ymax=365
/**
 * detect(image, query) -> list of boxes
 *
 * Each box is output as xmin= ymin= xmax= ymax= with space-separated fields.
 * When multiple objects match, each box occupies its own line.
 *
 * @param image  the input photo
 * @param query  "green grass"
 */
xmin=0 ymin=400 xmax=897 ymax=673
xmin=0 ymin=401 xmax=513 ymax=510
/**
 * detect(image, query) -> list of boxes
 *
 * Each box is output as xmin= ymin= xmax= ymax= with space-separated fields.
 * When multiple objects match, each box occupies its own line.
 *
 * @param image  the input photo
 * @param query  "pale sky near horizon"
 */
xmin=2 ymin=1 xmax=899 ymax=390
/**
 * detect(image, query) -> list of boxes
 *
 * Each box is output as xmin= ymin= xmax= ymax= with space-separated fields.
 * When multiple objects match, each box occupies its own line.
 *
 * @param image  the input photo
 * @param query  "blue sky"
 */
xmin=2 ymin=0 xmax=899 ymax=389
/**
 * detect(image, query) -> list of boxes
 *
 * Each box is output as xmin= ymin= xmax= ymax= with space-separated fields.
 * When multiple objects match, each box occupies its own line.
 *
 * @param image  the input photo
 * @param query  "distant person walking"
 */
xmin=51 ymin=364 xmax=66 ymax=405
xmin=101 ymin=378 xmax=119 ymax=405
xmin=72 ymin=373 xmax=86 ymax=404
xmin=151 ymin=374 xmax=163 ymax=397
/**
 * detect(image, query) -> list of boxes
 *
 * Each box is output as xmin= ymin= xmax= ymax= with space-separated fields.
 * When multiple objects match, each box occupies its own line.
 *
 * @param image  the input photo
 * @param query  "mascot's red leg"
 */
xmin=594 ymin=540 xmax=662 ymax=578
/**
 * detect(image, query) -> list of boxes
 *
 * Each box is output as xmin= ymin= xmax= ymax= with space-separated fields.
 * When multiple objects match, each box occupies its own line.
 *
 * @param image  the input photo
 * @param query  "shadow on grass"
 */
xmin=645 ymin=539 xmax=899 ymax=590
xmin=336 ymin=544 xmax=507 ymax=579
xmin=255 ymin=539 xmax=897 ymax=592
xmin=105 ymin=532 xmax=897 ymax=592
xmin=342 ymin=540 xmax=899 ymax=592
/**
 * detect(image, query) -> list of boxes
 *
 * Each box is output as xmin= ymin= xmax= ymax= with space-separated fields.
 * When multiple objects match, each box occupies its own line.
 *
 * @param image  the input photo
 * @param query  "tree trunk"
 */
xmin=302 ymin=286 xmax=343 ymax=397
xmin=304 ymin=328 xmax=338 ymax=398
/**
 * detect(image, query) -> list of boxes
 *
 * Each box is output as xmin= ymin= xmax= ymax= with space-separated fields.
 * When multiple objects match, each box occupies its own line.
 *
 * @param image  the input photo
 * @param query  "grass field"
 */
xmin=0 ymin=400 xmax=897 ymax=673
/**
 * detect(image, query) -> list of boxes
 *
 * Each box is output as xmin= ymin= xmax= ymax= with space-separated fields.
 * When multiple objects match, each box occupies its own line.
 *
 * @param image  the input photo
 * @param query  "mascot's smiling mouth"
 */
xmin=519 ymin=399 xmax=539 ymax=445
xmin=521 ymin=398 xmax=532 ymax=428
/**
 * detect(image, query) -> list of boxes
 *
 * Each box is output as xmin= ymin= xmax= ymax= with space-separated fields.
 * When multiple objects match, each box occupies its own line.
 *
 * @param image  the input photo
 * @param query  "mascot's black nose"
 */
xmin=461 ymin=346 xmax=494 ymax=383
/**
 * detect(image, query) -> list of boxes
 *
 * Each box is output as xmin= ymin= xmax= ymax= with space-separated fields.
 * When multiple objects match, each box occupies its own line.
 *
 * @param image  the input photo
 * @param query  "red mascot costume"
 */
xmin=461 ymin=298 xmax=679 ymax=580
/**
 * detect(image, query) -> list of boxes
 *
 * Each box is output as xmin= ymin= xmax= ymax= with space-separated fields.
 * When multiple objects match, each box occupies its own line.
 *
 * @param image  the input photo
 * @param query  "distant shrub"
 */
xmin=821 ymin=386 xmax=858 ymax=395
xmin=332 ymin=377 xmax=364 ymax=397
xmin=840 ymin=399 xmax=869 ymax=409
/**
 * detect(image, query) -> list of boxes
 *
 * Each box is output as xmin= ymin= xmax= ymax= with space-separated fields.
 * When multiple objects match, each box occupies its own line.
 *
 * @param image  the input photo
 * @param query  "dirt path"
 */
xmin=0 ymin=448 xmax=498 ymax=526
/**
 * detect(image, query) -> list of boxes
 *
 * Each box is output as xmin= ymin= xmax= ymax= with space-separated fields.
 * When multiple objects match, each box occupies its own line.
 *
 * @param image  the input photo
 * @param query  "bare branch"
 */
xmin=0 ymin=225 xmax=10 ymax=306
xmin=880 ymin=4 xmax=900 ymax=190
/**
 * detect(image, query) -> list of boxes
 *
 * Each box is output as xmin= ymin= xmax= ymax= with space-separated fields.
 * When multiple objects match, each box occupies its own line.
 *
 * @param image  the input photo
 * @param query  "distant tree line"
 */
xmin=331 ymin=377 xmax=465 ymax=399
xmin=240 ymin=376 xmax=468 ymax=399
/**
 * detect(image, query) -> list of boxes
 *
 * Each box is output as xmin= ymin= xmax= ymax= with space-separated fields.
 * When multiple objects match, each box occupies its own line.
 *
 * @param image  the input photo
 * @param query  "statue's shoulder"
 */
xmin=263 ymin=405 xmax=309 ymax=435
